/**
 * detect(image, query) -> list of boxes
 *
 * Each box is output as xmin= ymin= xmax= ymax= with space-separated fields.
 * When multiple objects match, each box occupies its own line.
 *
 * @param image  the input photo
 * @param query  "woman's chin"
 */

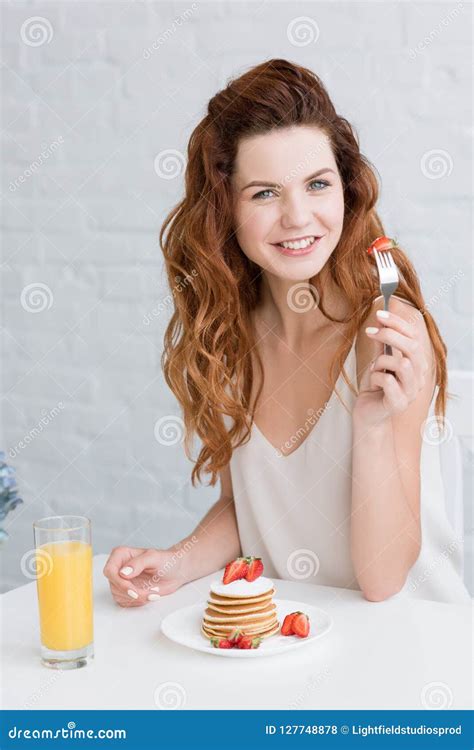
xmin=266 ymin=254 xmax=327 ymax=279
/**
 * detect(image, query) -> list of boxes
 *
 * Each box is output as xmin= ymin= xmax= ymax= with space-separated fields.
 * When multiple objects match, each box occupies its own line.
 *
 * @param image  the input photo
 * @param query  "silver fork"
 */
xmin=373 ymin=248 xmax=399 ymax=357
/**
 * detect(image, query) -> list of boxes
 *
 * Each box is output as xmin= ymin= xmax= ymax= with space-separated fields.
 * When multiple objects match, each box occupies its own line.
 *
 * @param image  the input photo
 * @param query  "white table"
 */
xmin=1 ymin=554 xmax=471 ymax=710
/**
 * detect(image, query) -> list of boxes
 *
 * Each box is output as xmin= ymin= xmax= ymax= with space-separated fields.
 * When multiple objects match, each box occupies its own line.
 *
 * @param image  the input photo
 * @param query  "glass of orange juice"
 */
xmin=33 ymin=515 xmax=94 ymax=669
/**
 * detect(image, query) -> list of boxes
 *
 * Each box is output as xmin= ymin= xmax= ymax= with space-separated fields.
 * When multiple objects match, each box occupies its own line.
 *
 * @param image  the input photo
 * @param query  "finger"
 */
xmin=370 ymin=371 xmax=409 ymax=413
xmin=375 ymin=309 xmax=418 ymax=339
xmin=109 ymin=581 xmax=145 ymax=608
xmin=366 ymin=326 xmax=421 ymax=360
xmin=103 ymin=547 xmax=148 ymax=598
xmin=110 ymin=573 xmax=144 ymax=601
xmin=372 ymin=354 xmax=418 ymax=399
xmin=118 ymin=550 xmax=165 ymax=602
xmin=371 ymin=353 xmax=402 ymax=373
xmin=103 ymin=546 xmax=144 ymax=582
xmin=118 ymin=549 xmax=161 ymax=581
xmin=111 ymin=574 xmax=163 ymax=605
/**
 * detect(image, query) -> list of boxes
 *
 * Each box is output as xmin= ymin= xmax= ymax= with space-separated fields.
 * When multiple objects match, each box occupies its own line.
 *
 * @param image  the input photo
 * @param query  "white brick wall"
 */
xmin=1 ymin=1 xmax=472 ymax=594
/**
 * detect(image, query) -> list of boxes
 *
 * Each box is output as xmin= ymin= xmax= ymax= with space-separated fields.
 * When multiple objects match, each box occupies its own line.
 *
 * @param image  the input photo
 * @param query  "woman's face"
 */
xmin=231 ymin=126 xmax=345 ymax=281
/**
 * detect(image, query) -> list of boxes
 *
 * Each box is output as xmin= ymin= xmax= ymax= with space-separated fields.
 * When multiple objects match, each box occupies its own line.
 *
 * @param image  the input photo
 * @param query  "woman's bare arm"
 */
xmin=351 ymin=298 xmax=433 ymax=600
xmin=167 ymin=464 xmax=242 ymax=584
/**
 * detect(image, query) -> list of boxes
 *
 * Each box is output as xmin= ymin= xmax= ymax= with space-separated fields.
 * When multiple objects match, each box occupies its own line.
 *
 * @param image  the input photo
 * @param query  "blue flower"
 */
xmin=0 ymin=454 xmax=23 ymax=540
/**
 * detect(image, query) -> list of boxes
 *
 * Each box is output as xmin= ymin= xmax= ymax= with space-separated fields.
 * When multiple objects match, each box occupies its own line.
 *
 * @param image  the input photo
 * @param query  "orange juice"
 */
xmin=35 ymin=539 xmax=93 ymax=651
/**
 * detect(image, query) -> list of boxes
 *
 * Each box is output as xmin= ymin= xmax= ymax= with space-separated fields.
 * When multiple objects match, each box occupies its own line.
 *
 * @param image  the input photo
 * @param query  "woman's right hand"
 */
xmin=102 ymin=546 xmax=186 ymax=607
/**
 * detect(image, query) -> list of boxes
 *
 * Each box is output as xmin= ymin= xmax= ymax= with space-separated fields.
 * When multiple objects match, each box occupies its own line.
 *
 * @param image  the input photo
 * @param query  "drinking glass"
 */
xmin=33 ymin=515 xmax=94 ymax=669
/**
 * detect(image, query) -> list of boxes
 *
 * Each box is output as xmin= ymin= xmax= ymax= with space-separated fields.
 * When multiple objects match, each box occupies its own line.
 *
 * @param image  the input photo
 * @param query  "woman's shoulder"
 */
xmin=370 ymin=293 xmax=421 ymax=316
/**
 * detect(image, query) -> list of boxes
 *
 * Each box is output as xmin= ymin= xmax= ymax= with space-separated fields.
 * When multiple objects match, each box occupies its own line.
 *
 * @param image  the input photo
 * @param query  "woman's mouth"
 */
xmin=272 ymin=235 xmax=323 ymax=257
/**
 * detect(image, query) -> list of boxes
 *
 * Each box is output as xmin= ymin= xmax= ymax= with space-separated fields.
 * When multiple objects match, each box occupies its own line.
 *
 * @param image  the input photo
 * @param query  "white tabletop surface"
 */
xmin=1 ymin=554 xmax=472 ymax=710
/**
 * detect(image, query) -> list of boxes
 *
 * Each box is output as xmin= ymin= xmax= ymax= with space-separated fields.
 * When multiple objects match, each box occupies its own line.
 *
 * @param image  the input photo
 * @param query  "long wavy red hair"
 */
xmin=159 ymin=58 xmax=448 ymax=487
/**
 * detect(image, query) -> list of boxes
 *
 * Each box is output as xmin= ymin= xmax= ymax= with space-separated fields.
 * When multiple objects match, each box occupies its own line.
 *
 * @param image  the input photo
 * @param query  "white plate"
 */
xmin=160 ymin=598 xmax=333 ymax=658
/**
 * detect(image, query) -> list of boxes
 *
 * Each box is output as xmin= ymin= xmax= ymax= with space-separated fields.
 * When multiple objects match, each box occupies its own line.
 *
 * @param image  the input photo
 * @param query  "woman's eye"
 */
xmin=252 ymin=180 xmax=330 ymax=200
xmin=308 ymin=179 xmax=330 ymax=191
xmin=252 ymin=189 xmax=276 ymax=200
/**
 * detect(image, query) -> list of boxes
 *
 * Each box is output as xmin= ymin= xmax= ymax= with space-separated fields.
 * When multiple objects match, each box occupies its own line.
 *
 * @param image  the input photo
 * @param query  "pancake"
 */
xmin=209 ymin=577 xmax=274 ymax=599
xmin=202 ymin=612 xmax=278 ymax=633
xmin=201 ymin=574 xmax=280 ymax=644
xmin=204 ymin=603 xmax=276 ymax=623
xmin=201 ymin=620 xmax=280 ymax=640
xmin=208 ymin=589 xmax=275 ymax=606
xmin=206 ymin=599 xmax=274 ymax=615
xmin=202 ymin=618 xmax=279 ymax=635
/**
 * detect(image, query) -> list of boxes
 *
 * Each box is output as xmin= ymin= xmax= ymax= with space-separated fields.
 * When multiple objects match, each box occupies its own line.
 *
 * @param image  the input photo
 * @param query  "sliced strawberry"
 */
xmin=281 ymin=612 xmax=298 ymax=636
xmin=245 ymin=557 xmax=264 ymax=581
xmin=237 ymin=634 xmax=262 ymax=649
xmin=210 ymin=636 xmax=233 ymax=649
xmin=228 ymin=628 xmax=244 ymax=646
xmin=292 ymin=612 xmax=310 ymax=638
xmin=222 ymin=557 xmax=249 ymax=584
xmin=367 ymin=236 xmax=398 ymax=254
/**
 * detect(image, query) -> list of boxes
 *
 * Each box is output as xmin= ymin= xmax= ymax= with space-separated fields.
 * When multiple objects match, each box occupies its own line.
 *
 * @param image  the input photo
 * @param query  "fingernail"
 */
xmin=127 ymin=589 xmax=139 ymax=599
xmin=376 ymin=310 xmax=389 ymax=319
xmin=365 ymin=327 xmax=379 ymax=335
xmin=150 ymin=586 xmax=160 ymax=592
xmin=147 ymin=594 xmax=161 ymax=601
xmin=120 ymin=566 xmax=133 ymax=575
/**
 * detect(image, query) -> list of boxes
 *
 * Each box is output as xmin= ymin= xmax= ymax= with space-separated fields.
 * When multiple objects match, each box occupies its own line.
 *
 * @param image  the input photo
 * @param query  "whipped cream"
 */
xmin=210 ymin=575 xmax=273 ymax=598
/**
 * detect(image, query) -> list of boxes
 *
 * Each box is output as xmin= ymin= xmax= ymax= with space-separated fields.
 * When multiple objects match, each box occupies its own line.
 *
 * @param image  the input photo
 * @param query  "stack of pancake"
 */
xmin=201 ymin=576 xmax=279 ymax=640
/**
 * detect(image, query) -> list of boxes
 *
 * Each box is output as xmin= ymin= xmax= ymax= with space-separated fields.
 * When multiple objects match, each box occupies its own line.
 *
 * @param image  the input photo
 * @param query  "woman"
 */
xmin=103 ymin=59 xmax=469 ymax=606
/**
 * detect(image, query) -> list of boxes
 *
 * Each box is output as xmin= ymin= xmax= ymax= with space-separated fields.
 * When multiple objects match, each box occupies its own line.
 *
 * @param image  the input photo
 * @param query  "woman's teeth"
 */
xmin=278 ymin=236 xmax=315 ymax=250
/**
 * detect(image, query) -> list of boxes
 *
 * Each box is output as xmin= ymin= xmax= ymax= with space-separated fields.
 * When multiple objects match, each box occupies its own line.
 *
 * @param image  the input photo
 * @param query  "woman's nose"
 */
xmin=280 ymin=195 xmax=315 ymax=228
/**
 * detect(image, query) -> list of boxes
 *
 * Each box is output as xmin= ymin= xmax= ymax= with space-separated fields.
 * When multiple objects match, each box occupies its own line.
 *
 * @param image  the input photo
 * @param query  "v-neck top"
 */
xmin=225 ymin=337 xmax=470 ymax=604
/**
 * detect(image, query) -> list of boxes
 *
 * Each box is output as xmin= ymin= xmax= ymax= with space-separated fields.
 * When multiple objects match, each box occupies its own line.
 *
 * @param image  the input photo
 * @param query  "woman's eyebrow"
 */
xmin=241 ymin=167 xmax=336 ymax=191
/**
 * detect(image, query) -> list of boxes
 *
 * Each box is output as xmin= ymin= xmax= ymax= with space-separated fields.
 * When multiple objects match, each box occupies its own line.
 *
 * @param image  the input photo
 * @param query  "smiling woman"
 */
xmin=237 ymin=157 xmax=337 ymax=258
xmin=102 ymin=58 xmax=469 ymax=609
xmin=231 ymin=126 xmax=344 ymax=270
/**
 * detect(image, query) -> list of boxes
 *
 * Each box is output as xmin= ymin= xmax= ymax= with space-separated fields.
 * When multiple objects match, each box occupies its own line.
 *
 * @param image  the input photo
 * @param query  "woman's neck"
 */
xmin=254 ymin=266 xmax=350 ymax=350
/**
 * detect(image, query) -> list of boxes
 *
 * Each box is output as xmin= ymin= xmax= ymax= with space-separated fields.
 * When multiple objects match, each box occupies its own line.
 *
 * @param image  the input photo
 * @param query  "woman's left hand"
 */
xmin=354 ymin=309 xmax=430 ymax=427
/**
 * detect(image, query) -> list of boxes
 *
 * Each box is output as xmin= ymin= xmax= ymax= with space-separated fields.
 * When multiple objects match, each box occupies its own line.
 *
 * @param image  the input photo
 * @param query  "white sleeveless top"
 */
xmin=227 ymin=336 xmax=470 ymax=605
